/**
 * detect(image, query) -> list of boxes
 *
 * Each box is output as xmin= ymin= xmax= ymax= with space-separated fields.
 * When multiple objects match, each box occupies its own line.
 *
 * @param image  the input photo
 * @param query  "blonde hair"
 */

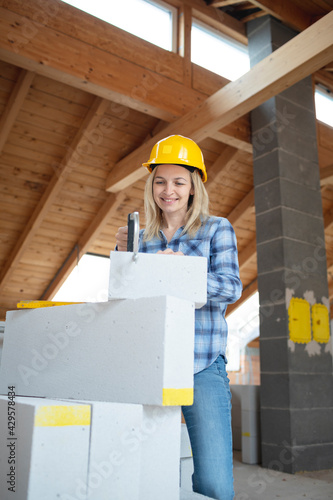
xmin=143 ymin=167 xmax=210 ymax=241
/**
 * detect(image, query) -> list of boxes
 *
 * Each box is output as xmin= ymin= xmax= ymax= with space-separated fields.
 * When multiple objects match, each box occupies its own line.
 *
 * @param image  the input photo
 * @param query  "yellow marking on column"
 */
xmin=34 ymin=405 xmax=91 ymax=427
xmin=312 ymin=303 xmax=330 ymax=343
xmin=162 ymin=388 xmax=193 ymax=406
xmin=17 ymin=300 xmax=84 ymax=309
xmin=242 ymin=432 xmax=251 ymax=437
xmin=288 ymin=297 xmax=311 ymax=344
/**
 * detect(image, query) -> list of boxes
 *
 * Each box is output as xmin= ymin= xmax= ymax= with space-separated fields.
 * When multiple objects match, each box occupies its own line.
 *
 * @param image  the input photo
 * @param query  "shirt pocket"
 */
xmin=179 ymin=239 xmax=210 ymax=258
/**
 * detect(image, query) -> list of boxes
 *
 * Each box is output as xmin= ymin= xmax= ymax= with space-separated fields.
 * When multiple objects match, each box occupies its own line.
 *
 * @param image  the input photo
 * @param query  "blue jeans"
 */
xmin=182 ymin=355 xmax=234 ymax=500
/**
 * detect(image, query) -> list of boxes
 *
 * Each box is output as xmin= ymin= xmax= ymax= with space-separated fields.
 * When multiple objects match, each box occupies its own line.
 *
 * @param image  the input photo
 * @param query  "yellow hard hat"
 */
xmin=142 ymin=135 xmax=207 ymax=183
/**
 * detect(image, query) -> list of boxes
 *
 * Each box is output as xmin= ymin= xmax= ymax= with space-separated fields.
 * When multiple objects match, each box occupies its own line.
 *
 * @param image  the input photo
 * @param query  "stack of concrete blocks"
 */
xmin=0 ymin=251 xmax=214 ymax=500
xmin=230 ymin=384 xmax=261 ymax=464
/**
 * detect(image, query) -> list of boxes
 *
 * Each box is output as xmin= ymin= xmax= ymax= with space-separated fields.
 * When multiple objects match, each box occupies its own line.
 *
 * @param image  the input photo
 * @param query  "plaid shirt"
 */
xmin=139 ymin=216 xmax=242 ymax=374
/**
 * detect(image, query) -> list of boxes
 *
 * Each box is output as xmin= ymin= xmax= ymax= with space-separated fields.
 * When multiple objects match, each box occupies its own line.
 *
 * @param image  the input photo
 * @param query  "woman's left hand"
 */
xmin=157 ymin=249 xmax=184 ymax=256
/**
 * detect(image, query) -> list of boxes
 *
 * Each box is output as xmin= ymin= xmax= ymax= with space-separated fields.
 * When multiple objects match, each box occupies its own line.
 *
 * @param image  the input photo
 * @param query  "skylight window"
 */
xmin=191 ymin=20 xmax=250 ymax=81
xmin=61 ymin=0 xmax=176 ymax=51
xmin=315 ymin=86 xmax=333 ymax=128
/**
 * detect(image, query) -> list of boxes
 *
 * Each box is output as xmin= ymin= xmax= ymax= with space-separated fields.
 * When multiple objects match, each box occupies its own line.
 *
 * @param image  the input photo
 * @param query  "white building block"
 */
xmin=180 ymin=489 xmax=214 ymax=499
xmin=0 ymin=297 xmax=194 ymax=406
xmin=180 ymin=458 xmax=194 ymax=492
xmin=140 ymin=406 xmax=181 ymax=500
xmin=108 ymin=251 xmax=207 ymax=308
xmin=0 ymin=396 xmax=90 ymax=500
xmin=241 ymin=385 xmax=260 ymax=412
xmin=181 ymin=423 xmax=192 ymax=458
xmin=54 ymin=401 xmax=181 ymax=500
xmin=82 ymin=401 xmax=143 ymax=500
xmin=241 ymin=435 xmax=261 ymax=465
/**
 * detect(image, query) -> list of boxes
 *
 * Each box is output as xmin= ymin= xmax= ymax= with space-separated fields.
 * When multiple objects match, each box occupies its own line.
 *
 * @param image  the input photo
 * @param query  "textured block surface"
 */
xmin=0 ymin=396 xmax=90 ymax=500
xmin=0 ymin=297 xmax=194 ymax=405
xmin=108 ymin=251 xmax=207 ymax=308
xmin=85 ymin=402 xmax=181 ymax=500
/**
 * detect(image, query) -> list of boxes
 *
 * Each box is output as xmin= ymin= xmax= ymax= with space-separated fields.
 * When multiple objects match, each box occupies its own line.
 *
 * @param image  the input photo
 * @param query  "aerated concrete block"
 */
xmin=0 ymin=297 xmax=194 ymax=406
xmin=84 ymin=402 xmax=181 ymax=500
xmin=140 ymin=405 xmax=181 ymax=500
xmin=242 ymin=435 xmax=261 ymax=465
xmin=180 ymin=458 xmax=194 ymax=492
xmin=180 ymin=423 xmax=192 ymax=458
xmin=0 ymin=396 xmax=90 ymax=500
xmin=108 ymin=251 xmax=207 ymax=308
xmin=241 ymin=385 xmax=260 ymax=412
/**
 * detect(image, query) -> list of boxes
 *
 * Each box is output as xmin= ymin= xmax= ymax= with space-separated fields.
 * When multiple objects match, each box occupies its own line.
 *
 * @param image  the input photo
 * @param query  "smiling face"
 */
xmin=152 ymin=164 xmax=194 ymax=221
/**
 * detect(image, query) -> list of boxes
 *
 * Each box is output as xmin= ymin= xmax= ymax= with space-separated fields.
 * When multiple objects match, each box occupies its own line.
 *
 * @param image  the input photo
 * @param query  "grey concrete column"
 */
xmin=247 ymin=16 xmax=333 ymax=472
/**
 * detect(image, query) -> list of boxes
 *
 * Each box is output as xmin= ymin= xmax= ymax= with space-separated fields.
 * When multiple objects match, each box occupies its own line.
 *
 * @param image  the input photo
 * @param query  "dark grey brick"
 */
xmin=253 ymin=149 xmax=321 ymax=188
xmin=256 ymin=207 xmax=324 ymax=246
xmin=259 ymin=302 xmax=289 ymax=339
xmin=257 ymin=238 xmax=328 ymax=276
xmin=261 ymin=375 xmax=290 ymax=409
xmin=290 ymin=374 xmax=333 ymax=409
xmin=260 ymin=339 xmax=289 ymax=373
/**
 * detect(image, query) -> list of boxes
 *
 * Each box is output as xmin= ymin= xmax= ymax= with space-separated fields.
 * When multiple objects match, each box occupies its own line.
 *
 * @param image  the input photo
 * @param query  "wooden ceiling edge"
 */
xmin=106 ymin=11 xmax=333 ymax=193
xmin=41 ymin=192 xmax=127 ymax=300
xmin=0 ymin=96 xmax=110 ymax=295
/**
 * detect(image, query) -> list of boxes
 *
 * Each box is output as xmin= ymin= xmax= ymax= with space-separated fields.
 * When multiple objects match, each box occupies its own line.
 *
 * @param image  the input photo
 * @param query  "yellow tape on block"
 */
xmin=17 ymin=300 xmax=84 ymax=309
xmin=312 ymin=303 xmax=330 ymax=343
xmin=162 ymin=388 xmax=193 ymax=406
xmin=288 ymin=297 xmax=311 ymax=344
xmin=35 ymin=405 xmax=91 ymax=427
xmin=242 ymin=432 xmax=251 ymax=437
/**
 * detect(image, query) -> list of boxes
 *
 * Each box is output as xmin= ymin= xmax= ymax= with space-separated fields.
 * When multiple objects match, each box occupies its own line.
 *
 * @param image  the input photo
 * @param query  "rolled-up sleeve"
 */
xmin=207 ymin=219 xmax=242 ymax=303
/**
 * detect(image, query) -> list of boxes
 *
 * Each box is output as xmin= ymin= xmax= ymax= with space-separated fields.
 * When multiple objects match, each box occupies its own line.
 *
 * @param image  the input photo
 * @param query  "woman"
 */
xmin=116 ymin=134 xmax=242 ymax=500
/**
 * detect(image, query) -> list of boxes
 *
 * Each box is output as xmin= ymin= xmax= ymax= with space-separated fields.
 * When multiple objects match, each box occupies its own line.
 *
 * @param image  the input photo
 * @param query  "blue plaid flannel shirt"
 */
xmin=139 ymin=216 xmax=242 ymax=374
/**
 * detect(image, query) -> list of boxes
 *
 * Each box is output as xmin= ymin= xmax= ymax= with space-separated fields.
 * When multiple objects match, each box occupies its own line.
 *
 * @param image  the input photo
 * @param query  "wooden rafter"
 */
xmin=227 ymin=188 xmax=254 ymax=226
xmin=320 ymin=164 xmax=333 ymax=186
xmin=106 ymin=11 xmax=333 ymax=193
xmin=238 ymin=237 xmax=256 ymax=269
xmin=41 ymin=191 xmax=127 ymax=300
xmin=209 ymin=0 xmax=247 ymax=7
xmin=0 ymin=69 xmax=35 ymax=152
xmin=0 ymin=97 xmax=110 ymax=294
xmin=247 ymin=0 xmax=313 ymax=31
xmin=0 ymin=5 xmax=247 ymax=151
xmin=205 ymin=146 xmax=239 ymax=191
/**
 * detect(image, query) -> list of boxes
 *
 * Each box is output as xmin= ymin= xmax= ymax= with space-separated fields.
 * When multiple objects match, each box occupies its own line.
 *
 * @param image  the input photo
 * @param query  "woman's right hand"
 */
xmin=115 ymin=226 xmax=128 ymax=252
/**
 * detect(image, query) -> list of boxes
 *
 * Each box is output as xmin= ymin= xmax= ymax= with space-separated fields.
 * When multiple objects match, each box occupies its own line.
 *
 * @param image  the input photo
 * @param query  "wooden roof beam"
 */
xmin=0 ymin=5 xmax=247 ymax=150
xmin=0 ymin=69 xmax=35 ymax=152
xmin=106 ymin=11 xmax=333 ymax=193
xmin=227 ymin=188 xmax=254 ymax=226
xmin=248 ymin=0 xmax=313 ymax=31
xmin=205 ymin=146 xmax=239 ymax=191
xmin=209 ymin=1 xmax=248 ymax=7
xmin=0 ymin=97 xmax=110 ymax=294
